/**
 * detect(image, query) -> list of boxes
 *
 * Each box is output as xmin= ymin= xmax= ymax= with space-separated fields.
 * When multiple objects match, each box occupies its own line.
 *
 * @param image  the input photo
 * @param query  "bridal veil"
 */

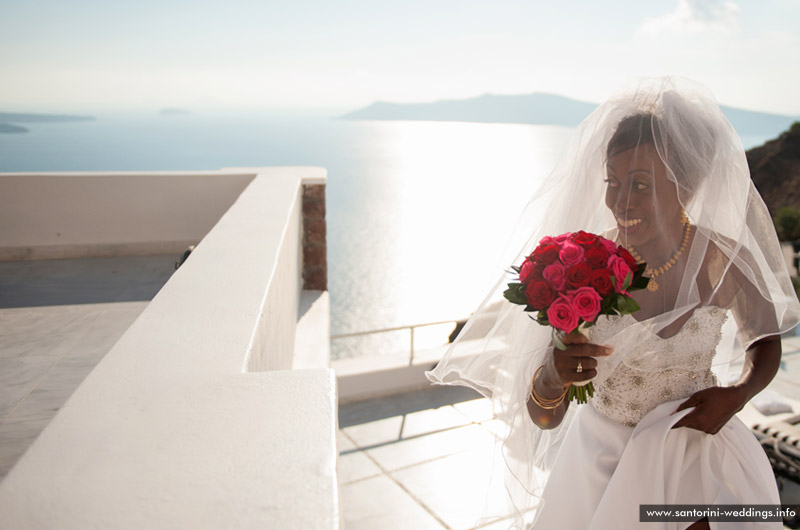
xmin=425 ymin=76 xmax=800 ymax=528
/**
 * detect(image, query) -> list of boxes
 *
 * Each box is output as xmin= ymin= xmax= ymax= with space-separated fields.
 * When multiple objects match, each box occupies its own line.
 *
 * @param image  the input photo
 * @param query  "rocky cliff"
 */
xmin=748 ymin=122 xmax=800 ymax=214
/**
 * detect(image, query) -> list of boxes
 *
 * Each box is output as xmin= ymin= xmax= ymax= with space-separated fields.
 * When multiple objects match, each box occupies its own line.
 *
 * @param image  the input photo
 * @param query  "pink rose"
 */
xmin=538 ymin=236 xmax=556 ymax=247
xmin=542 ymin=263 xmax=567 ymax=292
xmin=558 ymin=240 xmax=585 ymax=267
xmin=600 ymin=237 xmax=617 ymax=254
xmin=607 ymin=255 xmax=633 ymax=292
xmin=570 ymin=286 xmax=602 ymax=321
xmin=547 ymin=295 xmax=579 ymax=332
xmin=553 ymin=232 xmax=572 ymax=243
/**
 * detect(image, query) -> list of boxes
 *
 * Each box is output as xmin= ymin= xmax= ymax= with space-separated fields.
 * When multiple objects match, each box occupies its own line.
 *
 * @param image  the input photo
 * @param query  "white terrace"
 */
xmin=0 ymin=168 xmax=339 ymax=528
xmin=2 ymin=168 xmax=800 ymax=530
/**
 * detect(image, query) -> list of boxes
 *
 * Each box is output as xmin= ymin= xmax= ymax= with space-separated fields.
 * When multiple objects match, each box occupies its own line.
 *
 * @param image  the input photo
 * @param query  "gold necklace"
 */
xmin=626 ymin=219 xmax=691 ymax=292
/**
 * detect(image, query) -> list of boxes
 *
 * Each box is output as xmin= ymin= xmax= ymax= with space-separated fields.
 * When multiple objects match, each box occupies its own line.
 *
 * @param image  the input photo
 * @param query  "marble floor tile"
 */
xmin=343 ymin=405 xmax=473 ymax=449
xmin=341 ymin=473 xmax=446 ymax=530
xmin=478 ymin=418 xmax=510 ymax=440
xmin=366 ymin=423 xmax=496 ymax=472
xmin=0 ymin=255 xmax=177 ymax=308
xmin=392 ymin=443 xmax=520 ymax=530
xmin=337 ymin=429 xmax=382 ymax=485
xmin=0 ymin=356 xmax=60 ymax=421
xmin=0 ymin=256 xmax=174 ymax=482
xmin=339 ymin=385 xmax=481 ymax=428
xmin=342 ymin=414 xmax=405 ymax=448
xmin=0 ymin=301 xmax=149 ymax=424
xmin=338 ymin=450 xmax=383 ymax=485
xmin=401 ymin=405 xmax=474 ymax=438
xmin=0 ymin=413 xmax=52 ymax=479
xmin=453 ymin=397 xmax=497 ymax=424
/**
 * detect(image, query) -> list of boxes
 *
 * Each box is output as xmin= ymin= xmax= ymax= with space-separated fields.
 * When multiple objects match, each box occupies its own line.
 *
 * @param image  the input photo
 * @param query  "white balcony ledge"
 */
xmin=0 ymin=167 xmax=339 ymax=530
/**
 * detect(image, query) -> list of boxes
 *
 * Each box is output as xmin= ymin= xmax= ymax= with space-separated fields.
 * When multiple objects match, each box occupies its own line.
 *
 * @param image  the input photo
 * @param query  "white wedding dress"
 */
xmin=529 ymin=306 xmax=782 ymax=530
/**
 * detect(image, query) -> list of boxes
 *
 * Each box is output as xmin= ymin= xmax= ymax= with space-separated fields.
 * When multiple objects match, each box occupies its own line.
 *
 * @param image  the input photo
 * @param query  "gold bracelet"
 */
xmin=530 ymin=366 xmax=568 ymax=410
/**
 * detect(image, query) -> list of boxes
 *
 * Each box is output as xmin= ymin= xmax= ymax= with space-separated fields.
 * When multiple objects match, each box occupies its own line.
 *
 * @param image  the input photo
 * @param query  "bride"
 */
xmin=426 ymin=76 xmax=800 ymax=529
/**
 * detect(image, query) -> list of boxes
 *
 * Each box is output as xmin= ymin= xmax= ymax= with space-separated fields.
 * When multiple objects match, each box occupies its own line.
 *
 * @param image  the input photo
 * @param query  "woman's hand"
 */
xmin=547 ymin=329 xmax=613 ymax=388
xmin=527 ymin=330 xmax=613 ymax=429
xmin=671 ymin=385 xmax=748 ymax=434
xmin=672 ymin=335 xmax=782 ymax=435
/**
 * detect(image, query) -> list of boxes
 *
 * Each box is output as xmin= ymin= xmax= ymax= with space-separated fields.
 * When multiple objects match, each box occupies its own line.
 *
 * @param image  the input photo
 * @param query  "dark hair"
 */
xmin=606 ymin=113 xmax=664 ymax=160
xmin=607 ymin=107 xmax=718 ymax=194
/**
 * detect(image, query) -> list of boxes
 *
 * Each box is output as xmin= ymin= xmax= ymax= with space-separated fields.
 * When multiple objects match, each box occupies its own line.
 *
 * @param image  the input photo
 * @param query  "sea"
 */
xmin=0 ymin=111 xmax=775 ymax=359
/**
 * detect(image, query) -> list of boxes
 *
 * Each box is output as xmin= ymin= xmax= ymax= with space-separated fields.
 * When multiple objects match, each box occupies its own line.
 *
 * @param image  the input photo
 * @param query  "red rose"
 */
xmin=585 ymin=245 xmax=610 ymax=269
xmin=590 ymin=269 xmax=614 ymax=296
xmin=534 ymin=243 xmax=560 ymax=265
xmin=617 ymin=247 xmax=638 ymax=270
xmin=572 ymin=230 xmax=598 ymax=247
xmin=566 ymin=262 xmax=592 ymax=288
xmin=531 ymin=260 xmax=546 ymax=282
xmin=519 ymin=260 xmax=535 ymax=284
xmin=525 ymin=281 xmax=556 ymax=310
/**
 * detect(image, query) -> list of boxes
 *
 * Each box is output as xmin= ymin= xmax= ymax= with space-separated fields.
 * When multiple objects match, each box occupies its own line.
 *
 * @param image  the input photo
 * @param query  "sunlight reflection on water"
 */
xmin=327 ymin=120 xmax=573 ymax=359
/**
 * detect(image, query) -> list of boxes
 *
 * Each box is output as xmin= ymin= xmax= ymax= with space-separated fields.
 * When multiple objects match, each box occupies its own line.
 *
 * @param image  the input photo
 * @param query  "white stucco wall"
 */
xmin=0 ymin=170 xmax=255 ymax=260
xmin=0 ymin=167 xmax=339 ymax=529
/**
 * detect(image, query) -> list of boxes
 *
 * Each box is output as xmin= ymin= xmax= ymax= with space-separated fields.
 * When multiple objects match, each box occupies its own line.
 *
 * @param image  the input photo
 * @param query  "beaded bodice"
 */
xmin=586 ymin=306 xmax=728 ymax=427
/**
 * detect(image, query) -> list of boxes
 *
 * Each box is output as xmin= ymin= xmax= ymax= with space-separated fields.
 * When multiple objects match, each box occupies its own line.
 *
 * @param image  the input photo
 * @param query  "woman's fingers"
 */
xmin=561 ymin=368 xmax=598 ymax=384
xmin=673 ymin=395 xmax=700 ymax=413
xmin=555 ymin=343 xmax=613 ymax=358
xmin=561 ymin=331 xmax=589 ymax=345
xmin=551 ymin=342 xmax=611 ymax=382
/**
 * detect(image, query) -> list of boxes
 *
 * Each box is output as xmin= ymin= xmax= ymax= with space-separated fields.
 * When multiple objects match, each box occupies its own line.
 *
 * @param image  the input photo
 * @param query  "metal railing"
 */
xmin=331 ymin=318 xmax=465 ymax=365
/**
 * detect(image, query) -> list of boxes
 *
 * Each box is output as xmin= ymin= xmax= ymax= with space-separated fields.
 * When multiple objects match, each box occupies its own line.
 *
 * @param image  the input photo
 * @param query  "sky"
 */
xmin=0 ymin=0 xmax=798 ymax=115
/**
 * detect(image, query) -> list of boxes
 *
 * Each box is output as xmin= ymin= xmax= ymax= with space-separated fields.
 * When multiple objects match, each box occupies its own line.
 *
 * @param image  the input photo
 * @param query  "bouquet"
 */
xmin=503 ymin=231 xmax=649 ymax=403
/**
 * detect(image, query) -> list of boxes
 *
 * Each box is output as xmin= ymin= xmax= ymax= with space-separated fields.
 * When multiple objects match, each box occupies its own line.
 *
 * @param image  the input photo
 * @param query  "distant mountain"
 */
xmin=341 ymin=93 xmax=596 ymax=127
xmin=0 ymin=112 xmax=96 ymax=134
xmin=342 ymin=93 xmax=798 ymax=135
xmin=747 ymin=121 xmax=800 ymax=215
xmin=0 ymin=123 xmax=28 ymax=133
xmin=0 ymin=112 xmax=95 ymax=123
xmin=159 ymin=108 xmax=190 ymax=116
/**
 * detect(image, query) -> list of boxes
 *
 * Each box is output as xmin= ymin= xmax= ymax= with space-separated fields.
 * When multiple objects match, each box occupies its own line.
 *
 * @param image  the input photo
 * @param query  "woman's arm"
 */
xmin=526 ymin=360 xmax=571 ymax=429
xmin=526 ymin=331 xmax=612 ymax=429
xmin=672 ymin=335 xmax=782 ymax=434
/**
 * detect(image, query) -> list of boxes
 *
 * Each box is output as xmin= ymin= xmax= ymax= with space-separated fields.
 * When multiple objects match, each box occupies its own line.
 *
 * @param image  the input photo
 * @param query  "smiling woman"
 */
xmin=426 ymin=76 xmax=800 ymax=530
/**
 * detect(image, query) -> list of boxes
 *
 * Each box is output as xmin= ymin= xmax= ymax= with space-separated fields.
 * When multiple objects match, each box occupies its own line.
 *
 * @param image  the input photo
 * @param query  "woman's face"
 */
xmin=605 ymin=144 xmax=683 ymax=249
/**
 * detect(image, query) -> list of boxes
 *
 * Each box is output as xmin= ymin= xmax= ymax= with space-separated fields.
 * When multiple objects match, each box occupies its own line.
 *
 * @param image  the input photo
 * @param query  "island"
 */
xmin=159 ymin=108 xmax=190 ymax=116
xmin=342 ymin=93 xmax=798 ymax=135
xmin=0 ymin=112 xmax=95 ymax=134
xmin=0 ymin=123 xmax=28 ymax=134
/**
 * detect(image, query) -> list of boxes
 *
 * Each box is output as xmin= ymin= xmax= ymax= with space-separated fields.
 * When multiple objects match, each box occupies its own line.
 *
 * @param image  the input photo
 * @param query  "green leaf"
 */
xmin=630 ymin=274 xmax=650 ymax=291
xmin=511 ymin=265 xmax=521 ymax=274
xmin=503 ymin=283 xmax=527 ymax=305
xmin=622 ymin=271 xmax=632 ymax=290
xmin=536 ymin=311 xmax=550 ymax=326
xmin=616 ymin=295 xmax=641 ymax=314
